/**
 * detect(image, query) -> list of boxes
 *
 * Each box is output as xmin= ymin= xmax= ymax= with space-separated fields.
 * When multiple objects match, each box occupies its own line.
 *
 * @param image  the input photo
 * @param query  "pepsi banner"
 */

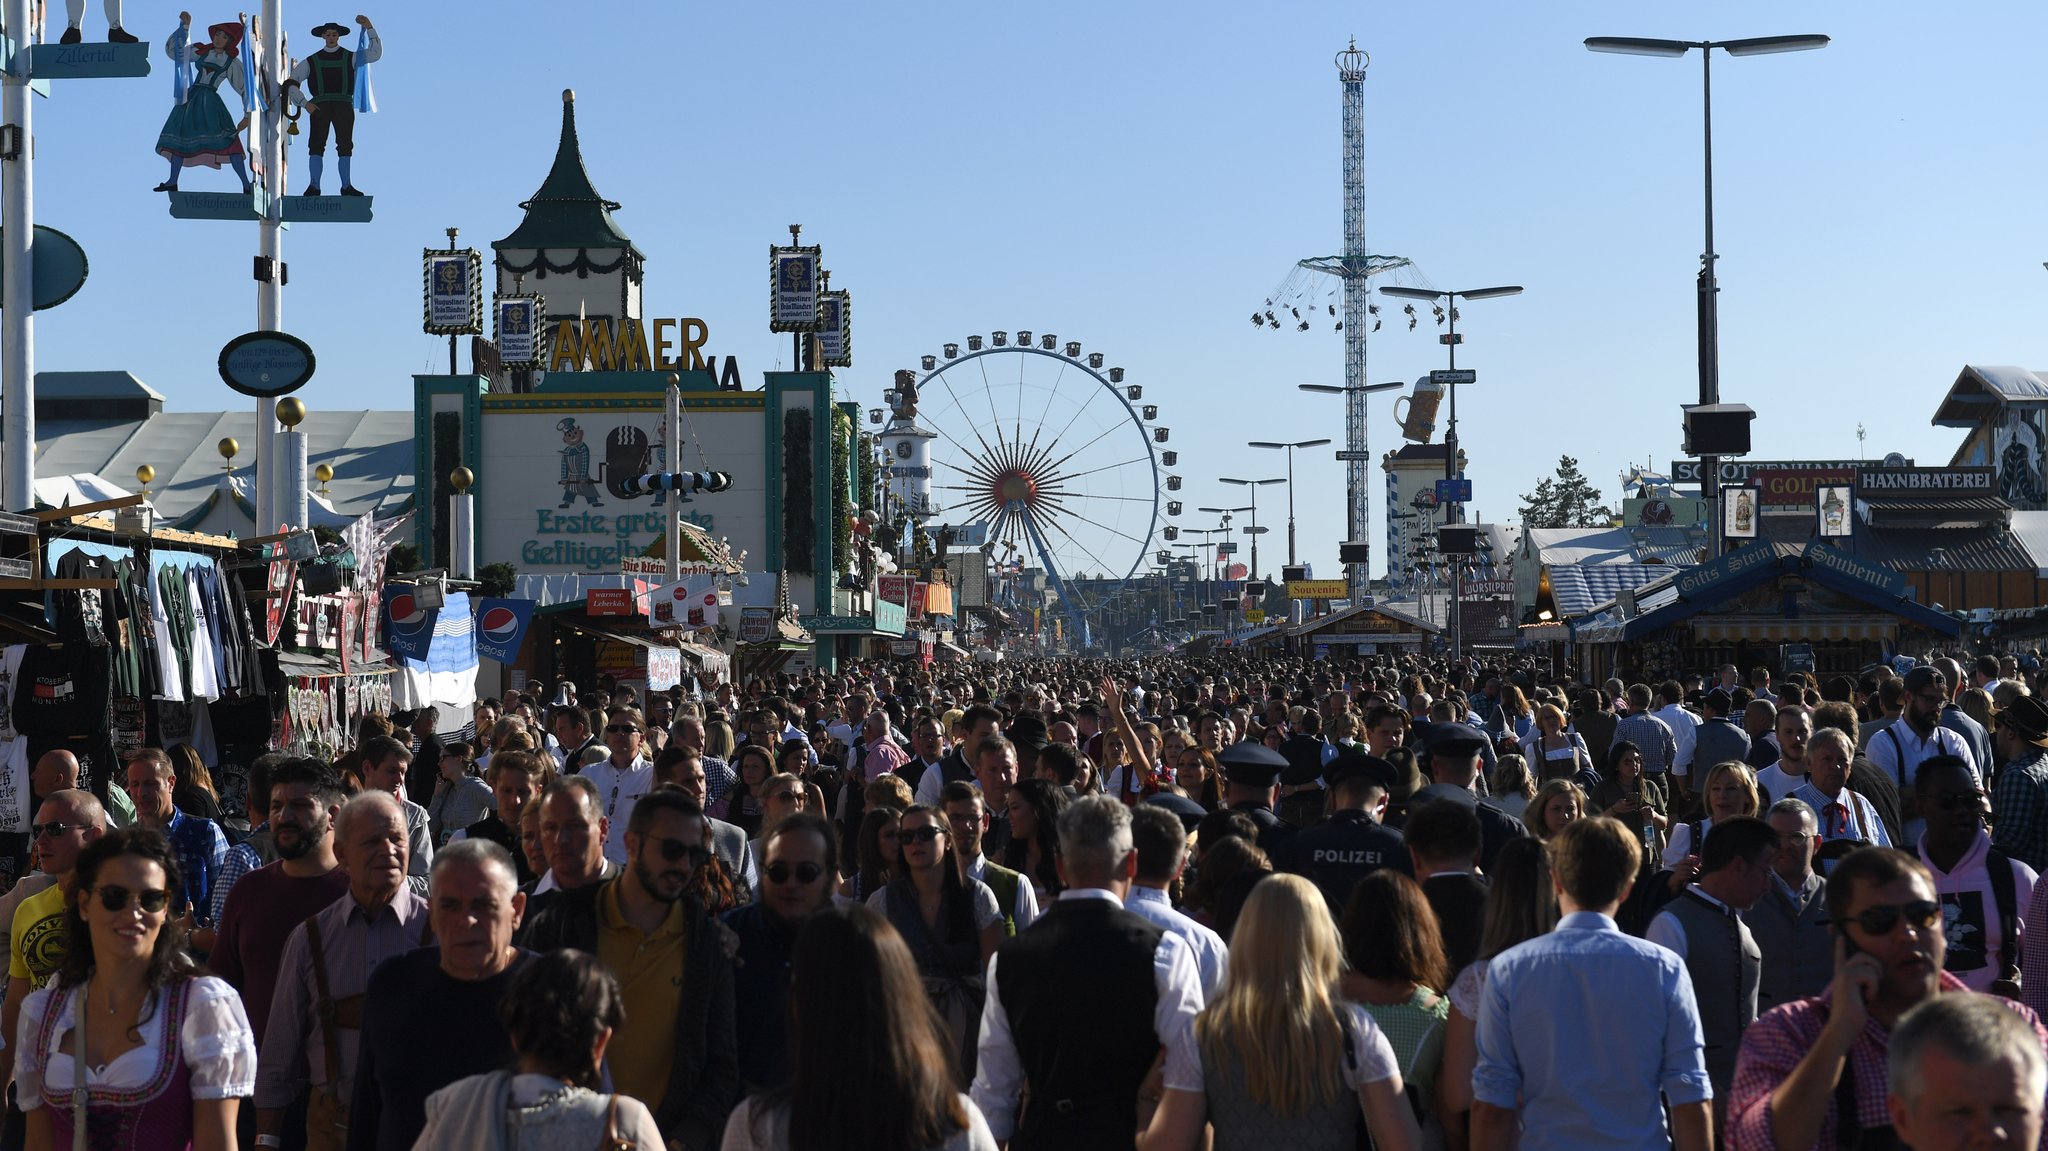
xmin=381 ymin=584 xmax=440 ymax=663
xmin=474 ymin=598 xmax=537 ymax=665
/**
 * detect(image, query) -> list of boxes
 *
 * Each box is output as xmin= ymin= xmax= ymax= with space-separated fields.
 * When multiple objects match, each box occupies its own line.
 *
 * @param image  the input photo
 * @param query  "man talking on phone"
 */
xmin=1726 ymin=847 xmax=2048 ymax=1150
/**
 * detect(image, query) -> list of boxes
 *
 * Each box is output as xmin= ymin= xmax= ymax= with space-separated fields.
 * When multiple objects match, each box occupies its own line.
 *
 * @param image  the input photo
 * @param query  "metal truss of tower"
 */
xmin=1300 ymin=40 xmax=1408 ymax=602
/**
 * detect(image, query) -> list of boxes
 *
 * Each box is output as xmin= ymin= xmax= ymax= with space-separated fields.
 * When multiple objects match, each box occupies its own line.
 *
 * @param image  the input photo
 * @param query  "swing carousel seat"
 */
xmin=21 ymin=40 xmax=149 ymax=79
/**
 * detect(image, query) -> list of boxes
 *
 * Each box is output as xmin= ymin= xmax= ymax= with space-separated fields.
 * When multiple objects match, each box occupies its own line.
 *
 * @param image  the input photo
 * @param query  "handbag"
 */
xmin=599 ymin=1094 xmax=633 ymax=1151
xmin=304 ymin=916 xmax=356 ymax=1151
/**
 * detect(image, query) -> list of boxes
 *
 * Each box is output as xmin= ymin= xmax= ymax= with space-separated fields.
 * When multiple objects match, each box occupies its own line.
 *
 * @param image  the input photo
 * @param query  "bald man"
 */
xmin=29 ymin=749 xmax=133 ymax=829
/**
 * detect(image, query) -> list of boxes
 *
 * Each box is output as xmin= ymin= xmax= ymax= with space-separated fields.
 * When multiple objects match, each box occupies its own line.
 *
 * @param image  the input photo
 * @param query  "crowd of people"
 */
xmin=0 ymin=648 xmax=2044 ymax=1149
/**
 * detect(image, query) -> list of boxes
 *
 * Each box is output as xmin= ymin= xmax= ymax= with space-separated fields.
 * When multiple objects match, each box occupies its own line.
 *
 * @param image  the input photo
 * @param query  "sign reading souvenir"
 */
xmin=1287 ymin=579 xmax=1348 ymax=600
xmin=768 ymin=245 xmax=822 ymax=332
xmin=1722 ymin=485 xmax=1759 ymax=539
xmin=1816 ymin=485 xmax=1853 ymax=537
xmin=1855 ymin=467 xmax=1995 ymax=496
xmin=586 ymin=587 xmax=635 ymax=617
xmin=217 ymin=330 xmax=317 ymax=398
xmin=473 ymin=598 xmax=537 ymax=665
xmin=423 ymin=248 xmax=483 ymax=335
xmin=817 ymin=289 xmax=852 ymax=367
xmin=493 ymin=294 xmax=545 ymax=369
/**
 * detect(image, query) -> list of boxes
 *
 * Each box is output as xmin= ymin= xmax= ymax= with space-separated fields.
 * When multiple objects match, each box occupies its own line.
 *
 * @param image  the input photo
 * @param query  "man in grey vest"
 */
xmin=1747 ymin=797 xmax=1833 ymax=1013
xmin=1646 ymin=816 xmax=1779 ymax=1135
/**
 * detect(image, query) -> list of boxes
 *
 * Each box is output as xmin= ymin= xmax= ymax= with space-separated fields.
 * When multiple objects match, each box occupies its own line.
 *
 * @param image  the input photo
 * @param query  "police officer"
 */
xmin=1219 ymin=740 xmax=1295 ymax=854
xmin=1412 ymin=724 xmax=1526 ymax=872
xmin=1278 ymin=750 xmax=1409 ymax=916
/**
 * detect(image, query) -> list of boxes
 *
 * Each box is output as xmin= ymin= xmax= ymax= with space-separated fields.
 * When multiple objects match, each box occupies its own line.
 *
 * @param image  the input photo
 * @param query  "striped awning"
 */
xmin=1687 ymin=616 xmax=1900 ymax=643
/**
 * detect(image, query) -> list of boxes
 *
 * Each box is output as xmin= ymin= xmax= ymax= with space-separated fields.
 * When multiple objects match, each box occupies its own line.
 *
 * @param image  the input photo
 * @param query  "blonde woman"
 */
xmin=1661 ymin=761 xmax=1760 ymax=870
xmin=1526 ymin=779 xmax=1584 ymax=843
xmin=1520 ymin=703 xmax=1593 ymax=784
xmin=1139 ymin=874 xmax=1421 ymax=1151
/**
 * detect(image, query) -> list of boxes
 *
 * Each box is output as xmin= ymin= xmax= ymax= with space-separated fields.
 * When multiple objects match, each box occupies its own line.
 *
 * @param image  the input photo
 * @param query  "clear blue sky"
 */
xmin=23 ymin=1 xmax=2048 ymax=582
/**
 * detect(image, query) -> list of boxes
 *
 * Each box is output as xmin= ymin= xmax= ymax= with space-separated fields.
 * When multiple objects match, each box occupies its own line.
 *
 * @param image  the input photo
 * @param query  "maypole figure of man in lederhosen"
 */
xmin=59 ymin=0 xmax=136 ymax=43
xmin=284 ymin=14 xmax=380 ymax=196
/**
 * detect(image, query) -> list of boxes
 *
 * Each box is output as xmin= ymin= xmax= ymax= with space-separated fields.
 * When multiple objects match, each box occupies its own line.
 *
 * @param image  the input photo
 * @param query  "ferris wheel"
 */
xmin=903 ymin=331 xmax=1177 ymax=647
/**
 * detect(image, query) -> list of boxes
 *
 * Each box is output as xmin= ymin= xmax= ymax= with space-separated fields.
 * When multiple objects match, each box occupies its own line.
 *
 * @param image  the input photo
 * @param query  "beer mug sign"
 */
xmin=1394 ymin=377 xmax=1444 ymax=444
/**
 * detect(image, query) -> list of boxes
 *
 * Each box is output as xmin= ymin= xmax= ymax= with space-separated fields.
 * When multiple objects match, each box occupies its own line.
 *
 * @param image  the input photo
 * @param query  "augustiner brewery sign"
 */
xmin=1856 ymin=467 xmax=1994 ymax=496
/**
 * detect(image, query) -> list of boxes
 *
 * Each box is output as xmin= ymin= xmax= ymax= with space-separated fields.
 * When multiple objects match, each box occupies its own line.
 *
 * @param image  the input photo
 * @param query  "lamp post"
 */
xmin=1196 ymin=506 xmax=1252 ymax=633
xmin=1585 ymin=33 xmax=1828 ymax=559
xmin=1247 ymin=439 xmax=1332 ymax=569
xmin=1298 ymin=380 xmax=1404 ymax=597
xmin=1217 ymin=479 xmax=1284 ymax=580
xmin=1380 ymin=283 xmax=1521 ymax=661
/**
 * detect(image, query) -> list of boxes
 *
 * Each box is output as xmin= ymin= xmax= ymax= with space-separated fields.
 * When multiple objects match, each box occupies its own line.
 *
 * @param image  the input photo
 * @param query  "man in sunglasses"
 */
xmin=521 ymin=788 xmax=738 ymax=1150
xmin=584 ymin=708 xmax=655 ymax=865
xmin=1729 ymin=847 xmax=2048 ymax=1151
xmin=1913 ymin=754 xmax=2034 ymax=994
xmin=723 ymin=811 xmax=835 ymax=1093
xmin=0 ymin=788 xmax=103 ymax=1118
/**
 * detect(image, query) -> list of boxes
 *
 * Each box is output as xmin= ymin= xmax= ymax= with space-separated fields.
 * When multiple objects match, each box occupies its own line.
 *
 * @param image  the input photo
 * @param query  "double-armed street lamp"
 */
xmin=1584 ymin=33 xmax=1828 ymax=557
xmin=1246 ymin=438 xmax=1332 ymax=570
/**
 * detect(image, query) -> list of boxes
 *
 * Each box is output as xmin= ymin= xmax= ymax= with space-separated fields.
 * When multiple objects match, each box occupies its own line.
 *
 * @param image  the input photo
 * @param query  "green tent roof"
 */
xmin=494 ymin=90 xmax=642 ymax=255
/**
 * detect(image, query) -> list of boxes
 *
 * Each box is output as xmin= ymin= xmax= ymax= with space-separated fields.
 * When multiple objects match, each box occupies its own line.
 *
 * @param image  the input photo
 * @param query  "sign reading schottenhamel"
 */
xmin=1855 ymin=467 xmax=1995 ymax=496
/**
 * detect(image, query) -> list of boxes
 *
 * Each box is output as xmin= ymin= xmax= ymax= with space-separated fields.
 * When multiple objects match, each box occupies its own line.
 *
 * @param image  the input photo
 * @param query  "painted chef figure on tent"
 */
xmin=59 ymin=0 xmax=137 ymax=43
xmin=558 ymin=418 xmax=603 ymax=509
xmin=154 ymin=14 xmax=252 ymax=193
xmin=284 ymin=14 xmax=381 ymax=196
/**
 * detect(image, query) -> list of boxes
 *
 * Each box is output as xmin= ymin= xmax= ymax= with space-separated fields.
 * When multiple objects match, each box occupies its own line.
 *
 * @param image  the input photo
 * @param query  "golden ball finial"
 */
xmin=276 ymin=397 xmax=307 ymax=428
xmin=218 ymin=437 xmax=240 ymax=461
xmin=134 ymin=464 xmax=155 ymax=487
xmin=666 ymin=372 xmax=679 ymax=387
xmin=450 ymin=466 xmax=475 ymax=493
xmin=314 ymin=463 xmax=334 ymax=484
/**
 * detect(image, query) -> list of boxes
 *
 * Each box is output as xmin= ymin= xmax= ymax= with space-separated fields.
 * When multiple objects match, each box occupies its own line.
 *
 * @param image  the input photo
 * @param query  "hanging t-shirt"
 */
xmin=185 ymin=568 xmax=221 ymax=702
xmin=151 ymin=563 xmax=189 ymax=702
xmin=0 ymin=646 xmax=29 ymax=834
xmin=51 ymin=550 xmax=115 ymax=647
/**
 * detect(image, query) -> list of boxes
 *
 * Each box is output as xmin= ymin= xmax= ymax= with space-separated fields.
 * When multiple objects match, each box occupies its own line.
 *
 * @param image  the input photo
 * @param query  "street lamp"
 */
xmin=1379 ymin=283 xmax=1521 ymax=661
xmin=1217 ymin=478 xmax=1284 ymax=579
xmin=1249 ymin=438 xmax=1333 ymax=570
xmin=1297 ymin=380 xmax=1404 ymax=598
xmin=1585 ymin=33 xmax=1828 ymax=558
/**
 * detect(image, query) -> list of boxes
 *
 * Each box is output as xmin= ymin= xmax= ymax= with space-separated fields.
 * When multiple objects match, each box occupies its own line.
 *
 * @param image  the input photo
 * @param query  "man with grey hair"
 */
xmin=1887 ymin=993 xmax=2048 ymax=1150
xmin=1746 ymin=797 xmax=1833 ymax=1012
xmin=349 ymin=838 xmax=532 ymax=1150
xmin=258 ymin=789 xmax=429 ymax=1150
xmin=971 ymin=795 xmax=1205 ymax=1147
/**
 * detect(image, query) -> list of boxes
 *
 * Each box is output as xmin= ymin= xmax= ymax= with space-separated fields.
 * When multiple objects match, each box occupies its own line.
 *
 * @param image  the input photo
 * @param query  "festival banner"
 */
xmin=817 ymin=289 xmax=852 ymax=366
xmin=494 ymin=295 xmax=545 ymax=368
xmin=380 ymin=583 xmax=440 ymax=662
xmin=768 ymin=245 xmax=822 ymax=332
xmin=423 ymin=248 xmax=483 ymax=335
xmin=473 ymin=598 xmax=538 ymax=665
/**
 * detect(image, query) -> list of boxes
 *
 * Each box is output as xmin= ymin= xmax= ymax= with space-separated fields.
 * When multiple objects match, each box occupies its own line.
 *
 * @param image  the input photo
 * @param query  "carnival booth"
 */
xmin=1288 ymin=602 xmax=1441 ymax=659
xmin=1569 ymin=541 xmax=1961 ymax=681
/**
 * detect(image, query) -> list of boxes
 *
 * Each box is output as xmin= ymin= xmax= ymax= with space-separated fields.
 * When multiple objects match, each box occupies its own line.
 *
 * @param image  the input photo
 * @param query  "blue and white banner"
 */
xmin=388 ymin=589 xmax=479 ymax=710
xmin=494 ymin=295 xmax=544 ymax=368
xmin=473 ymin=598 xmax=537 ymax=665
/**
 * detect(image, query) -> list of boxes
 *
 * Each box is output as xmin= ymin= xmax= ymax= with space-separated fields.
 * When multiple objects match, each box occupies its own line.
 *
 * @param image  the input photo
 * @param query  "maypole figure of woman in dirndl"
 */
xmin=153 ymin=13 xmax=252 ymax=194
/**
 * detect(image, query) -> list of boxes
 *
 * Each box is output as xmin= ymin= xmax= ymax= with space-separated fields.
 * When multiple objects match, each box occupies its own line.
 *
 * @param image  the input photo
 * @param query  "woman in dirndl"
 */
xmin=154 ymin=13 xmax=252 ymax=193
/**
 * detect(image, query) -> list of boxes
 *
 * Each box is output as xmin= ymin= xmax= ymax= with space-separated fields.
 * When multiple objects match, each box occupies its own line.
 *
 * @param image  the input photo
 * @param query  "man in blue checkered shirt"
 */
xmin=123 ymin=748 xmax=229 ymax=929
xmin=1992 ymin=695 xmax=2048 ymax=874
xmin=1611 ymin=683 xmax=1678 ymax=783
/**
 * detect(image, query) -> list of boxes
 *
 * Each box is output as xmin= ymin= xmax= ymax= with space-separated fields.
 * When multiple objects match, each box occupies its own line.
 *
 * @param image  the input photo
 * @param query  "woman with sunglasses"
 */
xmin=864 ymin=805 xmax=1003 ymax=1088
xmin=16 ymin=828 xmax=255 ymax=1151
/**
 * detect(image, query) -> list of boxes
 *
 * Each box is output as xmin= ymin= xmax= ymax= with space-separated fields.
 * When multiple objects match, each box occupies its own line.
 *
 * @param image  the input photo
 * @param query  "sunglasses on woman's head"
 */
xmin=91 ymin=885 xmax=170 ymax=915
xmin=1845 ymin=899 xmax=1940 ymax=936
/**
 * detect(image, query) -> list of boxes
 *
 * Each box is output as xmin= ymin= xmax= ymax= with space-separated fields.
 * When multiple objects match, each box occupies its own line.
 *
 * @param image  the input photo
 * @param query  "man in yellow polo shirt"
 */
xmin=519 ymin=787 xmax=737 ymax=1150
xmin=0 ymin=789 xmax=105 ymax=1133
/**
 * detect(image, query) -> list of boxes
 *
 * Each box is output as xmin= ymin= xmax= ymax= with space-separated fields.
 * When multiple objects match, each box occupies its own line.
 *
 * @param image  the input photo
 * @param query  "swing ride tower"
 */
xmin=1296 ymin=41 xmax=1408 ymax=603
